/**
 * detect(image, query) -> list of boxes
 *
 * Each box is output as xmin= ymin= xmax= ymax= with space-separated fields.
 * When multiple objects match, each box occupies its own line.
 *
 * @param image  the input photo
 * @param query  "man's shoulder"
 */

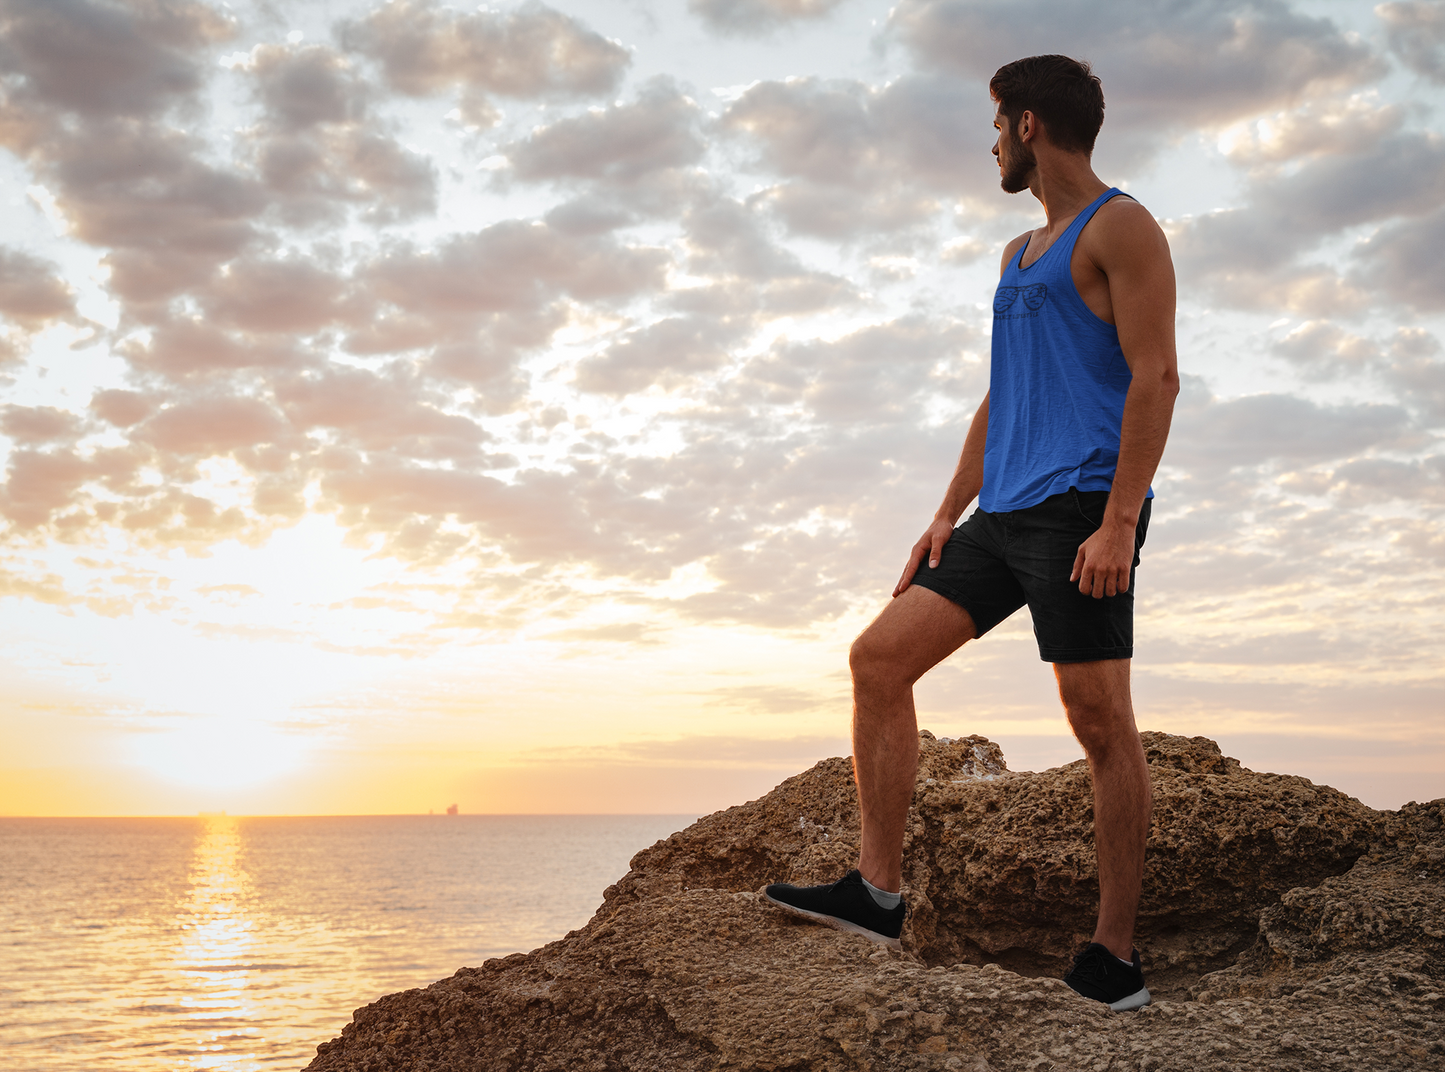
xmin=1094 ymin=193 xmax=1159 ymax=230
xmin=999 ymin=231 xmax=1032 ymax=273
xmin=1082 ymin=194 xmax=1171 ymax=264
xmin=1004 ymin=230 xmax=1034 ymax=252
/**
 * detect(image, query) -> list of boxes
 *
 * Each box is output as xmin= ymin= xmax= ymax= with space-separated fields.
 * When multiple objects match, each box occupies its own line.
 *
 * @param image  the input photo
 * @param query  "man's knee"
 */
xmin=1061 ymin=684 xmax=1136 ymax=758
xmin=849 ymin=627 xmax=909 ymax=695
xmin=1057 ymin=661 xmax=1134 ymax=752
xmin=852 ymin=589 xmax=976 ymax=699
xmin=849 ymin=629 xmax=888 ymax=685
xmin=1065 ymin=700 xmax=1129 ymax=754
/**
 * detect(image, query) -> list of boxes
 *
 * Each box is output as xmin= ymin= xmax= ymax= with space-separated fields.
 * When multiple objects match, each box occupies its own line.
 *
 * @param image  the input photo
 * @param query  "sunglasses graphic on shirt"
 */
xmin=994 ymin=284 xmax=1049 ymax=314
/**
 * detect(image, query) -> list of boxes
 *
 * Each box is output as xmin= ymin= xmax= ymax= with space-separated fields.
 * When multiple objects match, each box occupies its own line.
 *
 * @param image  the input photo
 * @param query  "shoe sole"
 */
xmin=762 ymin=891 xmax=903 ymax=950
xmin=1109 ymin=986 xmax=1151 ymax=1012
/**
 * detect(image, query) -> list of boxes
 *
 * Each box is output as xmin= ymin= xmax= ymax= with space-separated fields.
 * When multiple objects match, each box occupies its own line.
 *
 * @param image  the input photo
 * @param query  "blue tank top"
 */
xmin=979 ymin=187 xmax=1151 ymax=513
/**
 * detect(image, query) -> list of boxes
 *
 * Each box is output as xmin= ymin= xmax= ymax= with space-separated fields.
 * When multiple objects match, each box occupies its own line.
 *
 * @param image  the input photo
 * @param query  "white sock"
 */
xmin=1117 ymin=955 xmax=1134 ymax=967
xmin=861 ymin=875 xmax=901 ymax=909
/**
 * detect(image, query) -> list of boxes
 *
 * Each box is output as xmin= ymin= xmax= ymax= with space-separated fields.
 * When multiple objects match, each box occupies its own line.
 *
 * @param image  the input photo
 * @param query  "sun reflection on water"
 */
xmin=2 ymin=815 xmax=691 ymax=1070
xmin=174 ymin=816 xmax=263 ymax=1070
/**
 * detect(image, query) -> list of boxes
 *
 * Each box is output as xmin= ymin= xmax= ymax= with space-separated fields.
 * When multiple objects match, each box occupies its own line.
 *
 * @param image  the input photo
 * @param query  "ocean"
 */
xmin=0 ymin=814 xmax=694 ymax=1071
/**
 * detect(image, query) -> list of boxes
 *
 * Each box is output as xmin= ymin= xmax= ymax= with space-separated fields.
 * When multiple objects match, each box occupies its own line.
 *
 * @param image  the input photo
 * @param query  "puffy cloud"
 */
xmin=1 ymin=17 xmax=430 ymax=339
xmin=665 ymin=200 xmax=860 ymax=324
xmin=1216 ymin=95 xmax=1405 ymax=169
xmin=203 ymin=256 xmax=351 ymax=335
xmin=1170 ymin=216 xmax=1369 ymax=315
xmin=1272 ymin=321 xmax=1378 ymax=381
xmin=250 ymin=42 xmax=367 ymax=131
xmin=346 ymin=221 xmax=672 ymax=410
xmin=733 ymin=314 xmax=979 ymax=423
xmin=506 ymin=78 xmax=704 ymax=186
xmin=275 ymin=365 xmax=492 ymax=461
xmin=574 ymin=316 xmax=741 ymax=395
xmin=7 ymin=121 xmax=265 ymax=310
xmin=1168 ymin=386 xmax=1410 ymax=472
xmin=89 ymin=388 xmax=155 ymax=428
xmin=1378 ymin=0 xmax=1445 ymax=82
xmin=109 ymin=488 xmax=251 ymax=543
xmin=1380 ymin=328 xmax=1445 ymax=422
xmin=542 ymin=198 xmax=636 ymax=236
xmin=0 ymin=0 xmax=231 ymax=119
xmin=1390 ymin=515 xmax=1445 ymax=564
xmin=503 ymin=78 xmax=707 ymax=223
xmin=253 ymin=125 xmax=436 ymax=226
xmin=1324 ymin=456 xmax=1445 ymax=505
xmin=720 ymin=75 xmax=988 ymax=238
xmin=242 ymin=43 xmax=436 ymax=225
xmin=728 ymin=76 xmax=953 ymax=190
xmin=680 ymin=196 xmax=857 ymax=313
xmin=940 ymin=236 xmax=990 ymax=265
xmin=1173 ymin=130 xmax=1445 ymax=312
xmin=0 ymin=246 xmax=80 ymax=363
xmin=0 ymin=404 xmax=84 ymax=444
xmin=1252 ymin=131 xmax=1445 ymax=232
xmin=136 ymin=395 xmax=291 ymax=457
xmin=689 ymin=0 xmax=845 ymax=36
xmin=1268 ymin=323 xmax=1445 ymax=424
xmin=1354 ymin=206 xmax=1445 ymax=312
xmin=366 ymin=221 xmax=669 ymax=318
xmin=0 ymin=3 xmax=262 ymax=317
xmin=340 ymin=0 xmax=629 ymax=109
xmin=754 ymin=183 xmax=939 ymax=240
xmin=0 ymin=446 xmax=94 ymax=528
xmin=889 ymin=0 xmax=1382 ymax=141
xmin=0 ymin=246 xmax=77 ymax=328
xmin=120 ymin=319 xmax=304 ymax=378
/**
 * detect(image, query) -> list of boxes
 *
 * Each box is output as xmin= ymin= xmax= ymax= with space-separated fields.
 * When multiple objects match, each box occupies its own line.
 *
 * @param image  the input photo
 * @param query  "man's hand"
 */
xmin=894 ymin=517 xmax=956 ymax=597
xmin=1070 ymin=518 xmax=1136 ymax=598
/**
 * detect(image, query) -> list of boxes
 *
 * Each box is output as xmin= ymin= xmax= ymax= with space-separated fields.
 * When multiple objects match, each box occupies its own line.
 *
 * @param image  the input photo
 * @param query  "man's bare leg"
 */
xmin=1055 ymin=658 xmax=1151 ymax=960
xmin=849 ymin=586 xmax=977 ymax=892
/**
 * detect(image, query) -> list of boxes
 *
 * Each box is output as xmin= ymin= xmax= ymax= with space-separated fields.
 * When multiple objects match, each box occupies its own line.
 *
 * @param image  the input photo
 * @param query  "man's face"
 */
xmin=992 ymin=108 xmax=1036 ymax=194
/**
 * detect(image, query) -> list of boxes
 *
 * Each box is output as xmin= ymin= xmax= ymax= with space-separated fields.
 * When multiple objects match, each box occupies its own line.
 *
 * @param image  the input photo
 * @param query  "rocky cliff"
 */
xmin=307 ymin=732 xmax=1444 ymax=1071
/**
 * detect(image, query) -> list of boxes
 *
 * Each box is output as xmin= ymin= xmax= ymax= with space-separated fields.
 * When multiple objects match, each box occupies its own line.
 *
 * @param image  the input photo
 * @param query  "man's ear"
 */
xmin=1018 ymin=109 xmax=1036 ymax=143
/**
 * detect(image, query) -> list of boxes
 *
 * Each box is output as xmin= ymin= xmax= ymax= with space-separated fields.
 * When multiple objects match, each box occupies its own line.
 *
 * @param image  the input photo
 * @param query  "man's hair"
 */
xmin=990 ymin=55 xmax=1104 ymax=155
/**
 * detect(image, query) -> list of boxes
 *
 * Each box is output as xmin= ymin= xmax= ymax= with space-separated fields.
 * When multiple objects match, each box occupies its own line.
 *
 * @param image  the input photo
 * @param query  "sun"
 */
xmin=127 ymin=716 xmax=313 ymax=792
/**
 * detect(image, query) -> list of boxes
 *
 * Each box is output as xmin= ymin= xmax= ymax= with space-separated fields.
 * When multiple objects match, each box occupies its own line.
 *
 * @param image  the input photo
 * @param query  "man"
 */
xmin=763 ymin=55 xmax=1180 ymax=1013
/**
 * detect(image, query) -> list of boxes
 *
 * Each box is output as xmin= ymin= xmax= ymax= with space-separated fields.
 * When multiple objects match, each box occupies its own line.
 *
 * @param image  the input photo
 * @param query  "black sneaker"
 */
xmin=762 ymin=870 xmax=905 ymax=949
xmin=1063 ymin=942 xmax=1151 ymax=1011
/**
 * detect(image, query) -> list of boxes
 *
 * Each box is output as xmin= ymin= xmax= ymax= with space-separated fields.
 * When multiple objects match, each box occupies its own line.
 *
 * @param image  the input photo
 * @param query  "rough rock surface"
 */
xmin=604 ymin=731 xmax=1380 ymax=987
xmin=308 ymin=733 xmax=1444 ymax=1071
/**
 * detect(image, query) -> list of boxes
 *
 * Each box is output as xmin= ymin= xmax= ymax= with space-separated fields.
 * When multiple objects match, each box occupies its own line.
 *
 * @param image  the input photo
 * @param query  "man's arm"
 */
xmin=894 ymin=392 xmax=989 ymax=597
xmin=1071 ymin=203 xmax=1180 ymax=598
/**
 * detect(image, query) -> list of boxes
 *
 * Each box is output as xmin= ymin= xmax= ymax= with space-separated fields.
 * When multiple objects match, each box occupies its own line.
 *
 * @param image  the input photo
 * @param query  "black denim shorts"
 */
xmin=908 ymin=488 xmax=1150 ymax=663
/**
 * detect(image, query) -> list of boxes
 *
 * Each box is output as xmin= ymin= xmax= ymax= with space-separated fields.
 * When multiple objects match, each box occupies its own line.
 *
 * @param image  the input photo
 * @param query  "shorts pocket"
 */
xmin=1071 ymin=489 xmax=1109 ymax=528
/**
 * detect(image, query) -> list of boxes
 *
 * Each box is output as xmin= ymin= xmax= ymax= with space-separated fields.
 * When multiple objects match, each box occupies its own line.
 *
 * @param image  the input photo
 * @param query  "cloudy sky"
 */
xmin=1 ymin=0 xmax=1441 ymax=816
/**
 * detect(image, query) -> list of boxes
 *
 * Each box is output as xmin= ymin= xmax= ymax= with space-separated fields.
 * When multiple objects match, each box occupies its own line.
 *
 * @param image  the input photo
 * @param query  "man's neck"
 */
xmin=1028 ymin=155 xmax=1111 ymax=229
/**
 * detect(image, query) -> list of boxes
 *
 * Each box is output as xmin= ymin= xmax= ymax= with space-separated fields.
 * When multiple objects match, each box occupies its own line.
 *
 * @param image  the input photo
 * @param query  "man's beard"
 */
xmin=999 ymin=133 xmax=1036 ymax=194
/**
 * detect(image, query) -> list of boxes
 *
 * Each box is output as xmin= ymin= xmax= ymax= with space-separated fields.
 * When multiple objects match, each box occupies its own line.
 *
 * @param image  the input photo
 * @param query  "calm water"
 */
xmin=0 ymin=814 xmax=692 ymax=1071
